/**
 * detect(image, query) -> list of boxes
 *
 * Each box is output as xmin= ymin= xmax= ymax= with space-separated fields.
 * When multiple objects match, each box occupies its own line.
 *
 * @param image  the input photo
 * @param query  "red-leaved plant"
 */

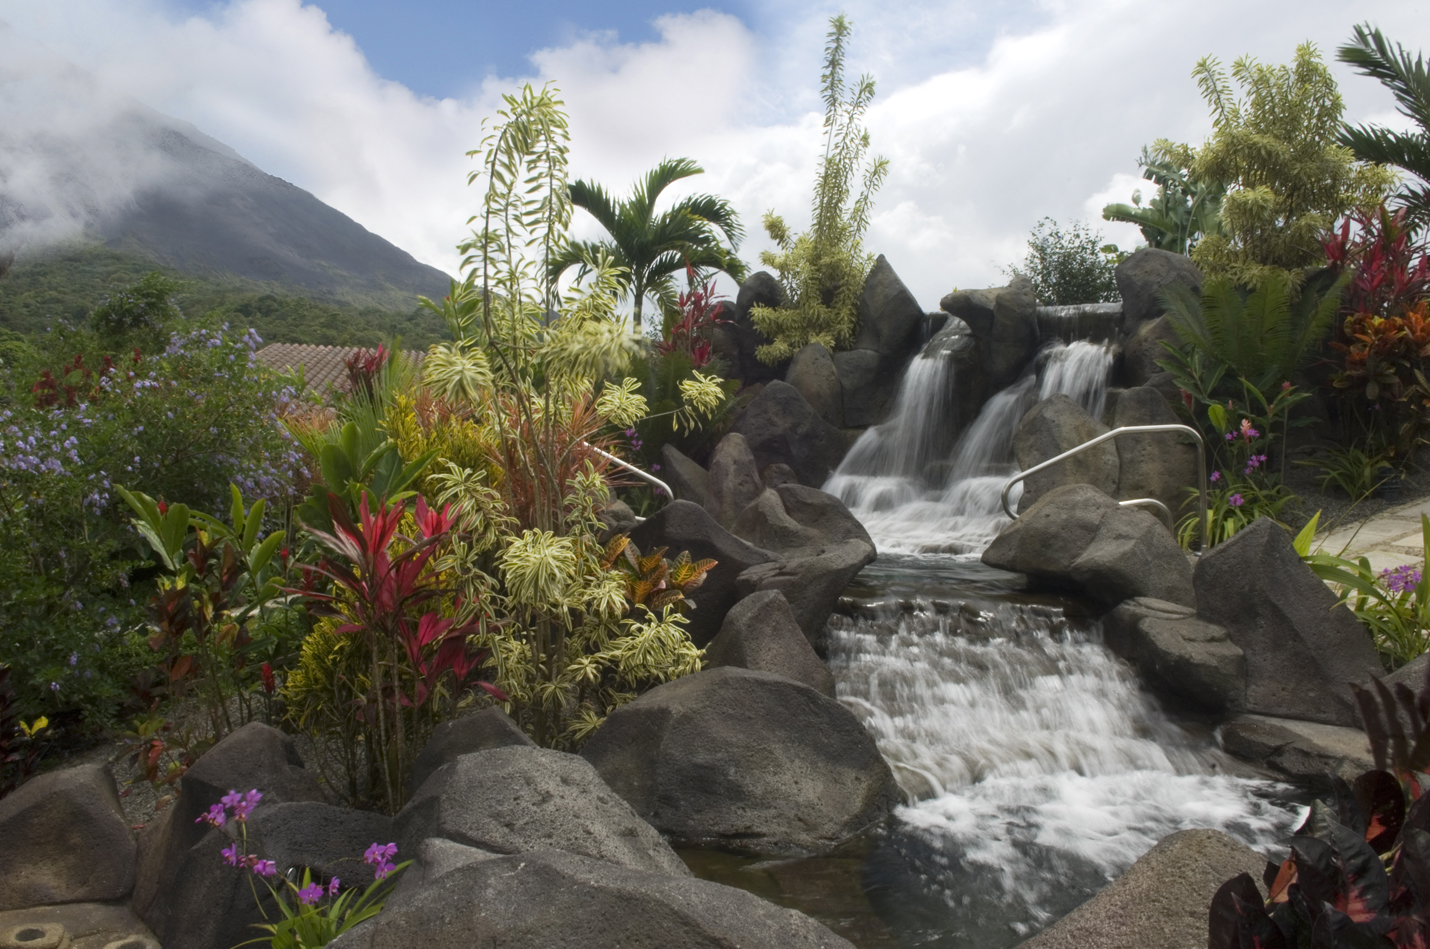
xmin=297 ymin=491 xmax=504 ymax=811
xmin=656 ymin=264 xmax=731 ymax=369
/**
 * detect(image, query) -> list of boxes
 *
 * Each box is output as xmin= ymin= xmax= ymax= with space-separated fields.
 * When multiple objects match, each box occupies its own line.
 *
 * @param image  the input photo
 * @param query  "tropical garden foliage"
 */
xmin=1339 ymin=23 xmax=1430 ymax=229
xmin=1005 ymin=217 xmax=1122 ymax=305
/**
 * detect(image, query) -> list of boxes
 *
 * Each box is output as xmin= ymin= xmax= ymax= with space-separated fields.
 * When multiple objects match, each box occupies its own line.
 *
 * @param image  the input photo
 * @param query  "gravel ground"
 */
xmin=1281 ymin=443 xmax=1430 ymax=536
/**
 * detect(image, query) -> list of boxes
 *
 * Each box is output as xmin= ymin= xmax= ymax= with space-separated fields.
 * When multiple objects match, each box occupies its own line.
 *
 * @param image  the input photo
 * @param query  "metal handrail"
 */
xmin=999 ymin=424 xmax=1208 ymax=553
xmin=583 ymin=443 xmax=673 ymax=514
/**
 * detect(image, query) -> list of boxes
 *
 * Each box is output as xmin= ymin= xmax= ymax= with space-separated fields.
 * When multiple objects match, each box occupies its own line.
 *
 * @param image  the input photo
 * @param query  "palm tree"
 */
xmin=1339 ymin=24 xmax=1430 ymax=227
xmin=550 ymin=158 xmax=746 ymax=334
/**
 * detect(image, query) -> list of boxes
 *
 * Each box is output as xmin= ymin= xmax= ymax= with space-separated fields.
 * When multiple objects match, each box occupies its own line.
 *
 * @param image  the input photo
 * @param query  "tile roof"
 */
xmin=254 ymin=343 xmax=425 ymax=393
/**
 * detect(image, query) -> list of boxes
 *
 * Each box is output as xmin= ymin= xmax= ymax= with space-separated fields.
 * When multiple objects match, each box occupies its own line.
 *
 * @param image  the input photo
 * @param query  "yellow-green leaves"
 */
xmin=675 ymin=371 xmax=726 ymax=432
xmin=422 ymin=342 xmax=493 ymax=406
xmin=595 ymin=377 xmax=647 ymax=430
xmin=501 ymin=529 xmax=579 ymax=609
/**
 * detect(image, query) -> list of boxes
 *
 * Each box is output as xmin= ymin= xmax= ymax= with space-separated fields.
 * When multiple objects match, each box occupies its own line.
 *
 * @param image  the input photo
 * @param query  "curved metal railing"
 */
xmin=999 ymin=423 xmax=1208 ymax=553
xmin=583 ymin=442 xmax=672 ymax=523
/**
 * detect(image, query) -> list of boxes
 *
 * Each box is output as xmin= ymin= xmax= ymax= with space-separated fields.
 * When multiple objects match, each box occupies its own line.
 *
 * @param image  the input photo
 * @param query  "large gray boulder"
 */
xmin=705 ymin=590 xmax=837 ymax=696
xmin=629 ymin=500 xmax=773 ymax=647
xmin=134 ymin=722 xmax=325 ymax=945
xmin=941 ymin=280 xmax=1040 ymax=391
xmin=0 ymin=765 xmax=135 ymax=910
xmin=854 ymin=255 xmax=926 ymax=362
xmin=731 ymin=483 xmax=873 ymax=558
xmin=1103 ymin=598 xmax=1243 ymax=712
xmin=786 ymin=343 xmax=844 ymax=428
xmin=1115 ymin=248 xmax=1203 ymax=336
xmin=338 ymin=849 xmax=854 ymax=949
xmin=581 ymin=667 xmax=897 ymax=856
xmin=833 ymin=349 xmax=896 ymax=428
xmin=1016 ymin=829 xmax=1265 ymax=949
xmin=1194 ymin=517 xmax=1384 ymax=727
xmin=923 ymin=316 xmax=988 ymax=443
xmin=982 ymin=484 xmax=1194 ymax=608
xmin=704 ymin=432 xmax=763 ymax=528
xmin=396 ymin=746 xmax=689 ymax=877
xmin=660 ymin=443 xmax=711 ymax=508
xmin=939 ymin=286 xmax=999 ymax=339
xmin=1121 ymin=315 xmax=1181 ymax=388
xmin=407 ymin=707 xmax=534 ymax=797
xmin=1219 ymin=715 xmax=1373 ymax=786
xmin=709 ymin=271 xmax=785 ymax=386
xmin=248 ymin=802 xmax=394 ymax=887
xmin=731 ymin=488 xmax=820 ymax=553
xmin=1014 ymin=394 xmax=1119 ymax=511
xmin=736 ymin=538 xmax=877 ymax=646
xmin=732 ymin=381 xmax=848 ymax=487
xmin=1114 ymin=386 xmax=1198 ymax=520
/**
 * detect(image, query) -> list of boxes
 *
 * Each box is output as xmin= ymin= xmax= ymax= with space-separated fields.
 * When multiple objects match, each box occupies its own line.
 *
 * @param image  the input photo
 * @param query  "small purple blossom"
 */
xmin=1228 ymin=493 xmax=1245 ymax=508
xmin=1380 ymin=564 xmax=1424 ymax=595
xmin=231 ymin=788 xmax=262 ymax=821
xmin=297 ymin=883 xmax=324 ymax=906
xmin=365 ymin=841 xmax=399 ymax=880
xmin=1210 ymin=471 xmax=1221 ymax=483
xmin=328 ymin=877 xmax=341 ymax=896
xmin=221 ymin=844 xmax=242 ymax=867
xmin=251 ymin=859 xmax=277 ymax=878
xmin=197 ymin=803 xmax=227 ymax=827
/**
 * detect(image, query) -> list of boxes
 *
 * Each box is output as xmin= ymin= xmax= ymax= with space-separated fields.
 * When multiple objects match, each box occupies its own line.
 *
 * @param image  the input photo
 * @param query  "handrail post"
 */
xmin=582 ymin=441 xmax=674 ymax=504
xmin=998 ymin=424 xmax=1208 ymax=553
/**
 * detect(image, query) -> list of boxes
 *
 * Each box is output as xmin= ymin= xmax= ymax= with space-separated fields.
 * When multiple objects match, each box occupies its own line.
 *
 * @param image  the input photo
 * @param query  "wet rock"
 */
xmin=1194 ymin=518 xmax=1383 ymax=727
xmin=346 ymin=849 xmax=855 ymax=949
xmin=1016 ymin=829 xmax=1265 ymax=949
xmin=923 ymin=317 xmax=988 ymax=442
xmin=705 ymin=432 xmax=764 ymax=528
xmin=1115 ymin=248 xmax=1203 ymax=336
xmin=989 ymin=277 xmax=1041 ymax=390
xmin=0 ymin=765 xmax=135 ymax=910
xmin=248 ymin=802 xmax=393 ymax=886
xmin=705 ymin=590 xmax=837 ymax=696
xmin=660 ymin=444 xmax=711 ymax=508
xmin=732 ymin=381 xmax=848 ymax=488
xmin=1103 ymin=598 xmax=1243 ymax=712
xmin=832 ymin=349 xmax=895 ymax=428
xmin=408 ymin=707 xmax=534 ymax=797
xmin=396 ymin=746 xmax=689 ymax=877
xmin=133 ymin=722 xmax=324 ymax=945
xmin=983 ymin=484 xmax=1192 ymax=607
xmin=774 ymin=484 xmax=875 ymax=550
xmin=1014 ymin=394 xmax=1119 ymax=511
xmin=854 ymin=256 xmax=926 ymax=363
xmin=786 ymin=343 xmax=844 ymax=427
xmin=1120 ymin=316 xmax=1181 ymax=388
xmin=1113 ymin=386 xmax=1198 ymax=521
xmin=582 ymin=667 xmax=897 ymax=856
xmin=736 ymin=539 xmax=877 ymax=647
xmin=629 ymin=500 xmax=773 ymax=647
xmin=1219 ymin=715 xmax=1373 ymax=787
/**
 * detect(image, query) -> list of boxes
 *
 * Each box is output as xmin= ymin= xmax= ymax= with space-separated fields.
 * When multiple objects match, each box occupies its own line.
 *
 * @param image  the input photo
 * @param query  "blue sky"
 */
xmin=2 ymin=0 xmax=1428 ymax=306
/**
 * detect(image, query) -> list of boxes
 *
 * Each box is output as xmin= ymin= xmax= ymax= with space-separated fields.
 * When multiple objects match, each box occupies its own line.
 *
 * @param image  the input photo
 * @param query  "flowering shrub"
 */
xmin=1307 ymin=514 xmax=1430 ymax=664
xmin=197 ymin=787 xmax=407 ymax=948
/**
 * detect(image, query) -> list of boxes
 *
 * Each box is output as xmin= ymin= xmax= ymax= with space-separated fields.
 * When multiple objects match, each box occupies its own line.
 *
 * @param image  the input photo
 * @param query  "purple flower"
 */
xmin=231 ymin=788 xmax=262 ymax=821
xmin=364 ymin=842 xmax=398 ymax=865
xmin=1209 ymin=471 xmax=1221 ymax=483
xmin=297 ymin=883 xmax=323 ymax=906
xmin=650 ymin=463 xmax=661 ymax=471
xmin=1229 ymin=494 xmax=1245 ymax=508
xmin=251 ymin=859 xmax=277 ymax=877
xmin=328 ymin=877 xmax=341 ymax=896
xmin=197 ymin=803 xmax=227 ymax=827
xmin=1380 ymin=564 xmax=1423 ymax=595
xmin=221 ymin=789 xmax=243 ymax=812
xmin=221 ymin=844 xmax=242 ymax=867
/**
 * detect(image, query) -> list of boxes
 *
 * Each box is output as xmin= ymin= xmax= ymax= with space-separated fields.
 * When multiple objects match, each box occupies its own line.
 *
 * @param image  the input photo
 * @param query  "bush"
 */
xmin=1005 ymin=217 xmax=1121 ymax=305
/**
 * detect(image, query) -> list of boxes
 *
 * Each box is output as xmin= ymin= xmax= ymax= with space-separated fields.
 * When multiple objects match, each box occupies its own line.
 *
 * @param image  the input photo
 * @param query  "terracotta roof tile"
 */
xmin=254 ymin=343 xmax=425 ymax=394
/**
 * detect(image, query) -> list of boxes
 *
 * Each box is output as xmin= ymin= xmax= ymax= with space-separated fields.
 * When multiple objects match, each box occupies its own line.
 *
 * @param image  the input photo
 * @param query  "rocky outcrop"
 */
xmin=941 ymin=277 xmax=1039 ymax=390
xmin=923 ymin=316 xmax=988 ymax=445
xmin=982 ymin=484 xmax=1194 ymax=608
xmin=704 ymin=590 xmax=837 ymax=696
xmin=732 ymin=381 xmax=847 ymax=488
xmin=704 ymin=433 xmax=764 ymax=528
xmin=854 ymin=256 xmax=927 ymax=363
xmin=660 ymin=444 xmax=712 ymax=508
xmin=731 ymin=483 xmax=873 ymax=556
xmin=1103 ymin=598 xmax=1243 ymax=712
xmin=1114 ymin=248 xmax=1203 ymax=337
xmin=248 ymin=802 xmax=394 ymax=888
xmin=581 ymin=667 xmax=897 ymax=856
xmin=0 ymin=903 xmax=159 ymax=949
xmin=1113 ymin=387 xmax=1198 ymax=520
xmin=1016 ymin=829 xmax=1266 ymax=949
xmin=709 ymin=272 xmax=785 ymax=386
xmin=134 ymin=722 xmax=325 ymax=949
xmin=396 ymin=746 xmax=690 ymax=878
xmin=334 ymin=849 xmax=855 ymax=949
xmin=1219 ymin=715 xmax=1373 ymax=787
xmin=0 ymin=765 xmax=135 ymax=910
xmin=407 ymin=707 xmax=534 ymax=797
xmin=1014 ymin=394 xmax=1119 ymax=511
xmin=629 ymin=500 xmax=773 ymax=647
xmin=1194 ymin=517 xmax=1383 ymax=727
xmin=736 ymin=539 xmax=877 ymax=647
xmin=1120 ymin=316 xmax=1181 ymax=388
xmin=833 ymin=349 xmax=896 ymax=428
xmin=786 ymin=343 xmax=844 ymax=428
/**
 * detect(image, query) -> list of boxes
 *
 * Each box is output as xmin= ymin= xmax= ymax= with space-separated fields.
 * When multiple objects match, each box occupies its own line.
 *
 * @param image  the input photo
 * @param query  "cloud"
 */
xmin=1 ymin=0 xmax=1428 ymax=311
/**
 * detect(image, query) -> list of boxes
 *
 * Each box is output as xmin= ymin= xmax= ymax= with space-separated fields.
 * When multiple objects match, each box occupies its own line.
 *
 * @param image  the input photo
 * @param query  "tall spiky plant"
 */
xmin=751 ymin=14 xmax=890 ymax=365
xmin=1339 ymin=23 xmax=1430 ymax=229
xmin=548 ymin=158 xmax=746 ymax=335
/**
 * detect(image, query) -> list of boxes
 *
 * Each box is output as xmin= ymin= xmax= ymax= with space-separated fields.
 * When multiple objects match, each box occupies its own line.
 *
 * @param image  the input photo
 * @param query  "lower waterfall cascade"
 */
xmin=810 ymin=334 xmax=1302 ymax=947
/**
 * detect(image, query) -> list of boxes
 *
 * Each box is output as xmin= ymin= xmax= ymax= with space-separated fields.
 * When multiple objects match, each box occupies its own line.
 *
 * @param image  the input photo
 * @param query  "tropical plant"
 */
xmin=89 ymin=271 xmax=183 ymax=342
xmin=1208 ymin=670 xmax=1430 ymax=948
xmin=1102 ymin=143 xmax=1226 ymax=255
xmin=1339 ymin=24 xmax=1430 ymax=229
xmin=548 ymin=158 xmax=745 ymax=335
xmin=1295 ymin=444 xmax=1391 ymax=502
xmin=1180 ymin=43 xmax=1395 ymax=289
xmin=656 ymin=264 xmax=730 ymax=369
xmin=1306 ymin=515 xmax=1430 ymax=665
xmin=1005 ymin=217 xmax=1121 ymax=304
xmin=1 ymin=663 xmax=49 ymax=797
xmin=1160 ymin=270 xmax=1347 ymax=395
xmin=751 ymin=14 xmax=889 ymax=364
xmin=1324 ymin=205 xmax=1430 ymax=324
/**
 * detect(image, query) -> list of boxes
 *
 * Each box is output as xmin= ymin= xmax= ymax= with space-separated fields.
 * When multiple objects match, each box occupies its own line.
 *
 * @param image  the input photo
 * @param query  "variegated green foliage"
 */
xmin=601 ymin=535 xmax=716 ymax=615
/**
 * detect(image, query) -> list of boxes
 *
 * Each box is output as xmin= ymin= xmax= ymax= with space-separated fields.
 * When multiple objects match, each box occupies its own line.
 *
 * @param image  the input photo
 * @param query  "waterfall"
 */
xmin=825 ymin=339 xmax=1116 ymax=555
xmin=827 ymin=591 xmax=1299 ymax=947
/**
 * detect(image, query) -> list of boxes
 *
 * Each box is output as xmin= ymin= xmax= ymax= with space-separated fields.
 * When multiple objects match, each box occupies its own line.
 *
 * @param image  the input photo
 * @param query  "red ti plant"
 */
xmin=297 ymin=491 xmax=503 ymax=811
xmin=345 ymin=345 xmax=392 ymax=401
xmin=657 ymin=264 xmax=731 ymax=369
xmin=1325 ymin=206 xmax=1430 ymax=322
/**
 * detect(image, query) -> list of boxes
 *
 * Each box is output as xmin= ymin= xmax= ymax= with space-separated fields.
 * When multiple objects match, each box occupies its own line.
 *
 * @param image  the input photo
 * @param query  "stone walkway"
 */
xmin=1312 ymin=497 xmax=1430 ymax=573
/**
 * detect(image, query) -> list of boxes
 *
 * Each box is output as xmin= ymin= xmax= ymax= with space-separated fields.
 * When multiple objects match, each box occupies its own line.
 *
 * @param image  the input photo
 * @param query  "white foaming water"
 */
xmin=825 ymin=340 xmax=1117 ymax=554
xmin=828 ymin=600 xmax=1298 ymax=941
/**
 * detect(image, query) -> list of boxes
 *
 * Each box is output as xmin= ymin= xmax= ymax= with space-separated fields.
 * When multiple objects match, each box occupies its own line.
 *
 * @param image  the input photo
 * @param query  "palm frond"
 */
xmin=1338 ymin=23 xmax=1430 ymax=131
xmin=631 ymin=158 xmax=705 ymax=224
xmin=569 ymin=180 xmax=622 ymax=235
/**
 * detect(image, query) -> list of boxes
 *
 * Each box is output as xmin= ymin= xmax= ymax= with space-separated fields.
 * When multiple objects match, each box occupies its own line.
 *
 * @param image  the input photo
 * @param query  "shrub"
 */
xmin=1005 ymin=217 xmax=1122 ymax=305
